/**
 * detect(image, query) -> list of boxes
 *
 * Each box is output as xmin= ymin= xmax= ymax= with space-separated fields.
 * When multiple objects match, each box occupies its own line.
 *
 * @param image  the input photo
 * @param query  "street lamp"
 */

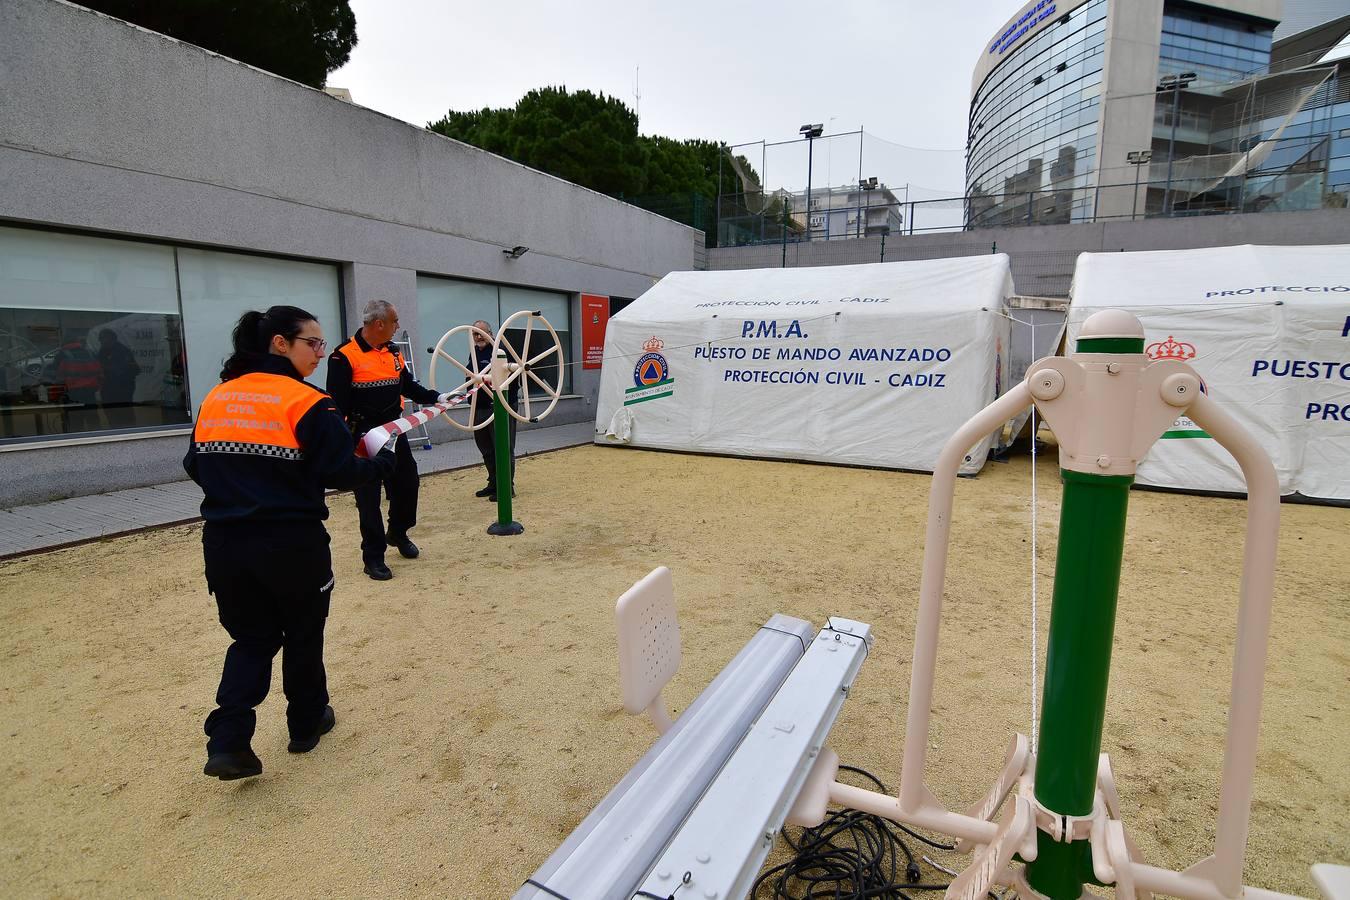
xmin=857 ymin=176 xmax=877 ymax=237
xmin=1157 ymin=72 xmax=1197 ymax=216
xmin=1126 ymin=150 xmax=1152 ymax=221
xmin=800 ymin=123 xmax=823 ymax=241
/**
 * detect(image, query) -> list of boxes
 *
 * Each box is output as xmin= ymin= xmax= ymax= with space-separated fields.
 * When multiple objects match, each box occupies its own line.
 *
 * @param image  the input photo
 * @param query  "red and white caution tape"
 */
xmin=356 ymin=396 xmax=463 ymax=457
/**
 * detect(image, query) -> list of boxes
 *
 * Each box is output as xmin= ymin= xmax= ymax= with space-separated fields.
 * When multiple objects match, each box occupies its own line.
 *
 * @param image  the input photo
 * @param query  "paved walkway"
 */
xmin=0 ymin=422 xmax=595 ymax=559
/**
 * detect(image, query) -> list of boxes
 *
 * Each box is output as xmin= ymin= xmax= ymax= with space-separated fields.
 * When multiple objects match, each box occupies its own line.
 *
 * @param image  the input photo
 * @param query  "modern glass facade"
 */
xmin=1159 ymin=3 xmax=1274 ymax=84
xmin=968 ymin=0 xmax=1349 ymax=225
xmin=1150 ymin=4 xmax=1277 ymax=216
xmin=1179 ymin=68 xmax=1350 ymax=214
xmin=1148 ymin=4 xmax=1350 ymax=218
xmin=967 ymin=0 xmax=1108 ymax=228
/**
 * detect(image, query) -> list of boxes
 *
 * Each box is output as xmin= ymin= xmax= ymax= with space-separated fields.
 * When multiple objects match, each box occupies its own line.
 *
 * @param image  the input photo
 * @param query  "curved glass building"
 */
xmin=967 ymin=0 xmax=1294 ymax=227
xmin=968 ymin=0 xmax=1108 ymax=227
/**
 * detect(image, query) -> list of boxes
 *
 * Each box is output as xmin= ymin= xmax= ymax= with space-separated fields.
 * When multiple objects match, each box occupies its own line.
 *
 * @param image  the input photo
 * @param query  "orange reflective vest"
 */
xmin=194 ymin=371 xmax=322 ymax=460
xmin=328 ymin=332 xmax=438 ymax=430
xmin=186 ymin=356 xmax=393 ymax=524
xmin=334 ymin=339 xmax=405 ymax=390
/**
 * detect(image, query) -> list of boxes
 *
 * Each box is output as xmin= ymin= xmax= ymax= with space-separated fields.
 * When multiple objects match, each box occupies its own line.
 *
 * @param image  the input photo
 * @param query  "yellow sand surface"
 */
xmin=0 ymin=445 xmax=1345 ymax=897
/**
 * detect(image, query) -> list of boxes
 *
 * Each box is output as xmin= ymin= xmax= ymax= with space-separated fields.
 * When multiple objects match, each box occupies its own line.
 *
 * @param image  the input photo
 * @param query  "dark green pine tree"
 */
xmin=429 ymin=87 xmax=761 ymax=245
xmin=71 ymin=0 xmax=358 ymax=88
xmin=432 ymin=87 xmax=649 ymax=198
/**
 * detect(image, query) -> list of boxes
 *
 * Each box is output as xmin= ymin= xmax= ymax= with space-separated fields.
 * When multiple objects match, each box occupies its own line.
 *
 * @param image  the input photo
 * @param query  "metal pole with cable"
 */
xmin=1160 ymin=72 xmax=1196 ymax=216
xmin=800 ymin=123 xmax=823 ymax=241
xmin=1127 ymin=149 xmax=1152 ymax=220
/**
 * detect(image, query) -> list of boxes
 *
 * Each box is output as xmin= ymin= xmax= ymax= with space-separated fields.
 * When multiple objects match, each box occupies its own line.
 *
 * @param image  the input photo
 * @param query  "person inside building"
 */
xmin=54 ymin=330 xmax=102 ymax=403
xmin=185 ymin=305 xmax=396 ymax=781
xmin=470 ymin=319 xmax=519 ymax=502
xmin=53 ymin=330 xmax=102 ymax=432
xmin=96 ymin=328 xmax=139 ymax=429
xmin=327 ymin=300 xmax=453 ymax=580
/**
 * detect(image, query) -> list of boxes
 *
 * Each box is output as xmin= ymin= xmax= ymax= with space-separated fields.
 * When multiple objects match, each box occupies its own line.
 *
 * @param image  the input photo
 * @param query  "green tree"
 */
xmin=72 ymin=0 xmax=357 ymax=88
xmin=429 ymin=87 xmax=763 ymax=246
xmin=432 ymin=87 xmax=648 ymax=198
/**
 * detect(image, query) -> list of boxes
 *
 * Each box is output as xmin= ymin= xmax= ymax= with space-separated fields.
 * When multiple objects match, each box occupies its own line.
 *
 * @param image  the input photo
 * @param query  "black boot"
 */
xmin=363 ymin=562 xmax=393 ymax=580
xmin=288 ymin=705 xmax=336 ymax=754
xmin=204 ymin=748 xmax=262 ymax=780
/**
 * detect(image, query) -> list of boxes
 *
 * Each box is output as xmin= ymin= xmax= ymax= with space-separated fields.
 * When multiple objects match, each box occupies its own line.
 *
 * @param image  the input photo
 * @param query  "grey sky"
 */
xmin=328 ymin=0 xmax=1017 ymax=196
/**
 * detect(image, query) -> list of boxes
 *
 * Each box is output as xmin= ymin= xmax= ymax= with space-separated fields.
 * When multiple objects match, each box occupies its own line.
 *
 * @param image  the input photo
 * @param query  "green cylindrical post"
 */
xmin=487 ymin=391 xmax=523 ymax=536
xmin=1025 ymin=334 xmax=1143 ymax=899
xmin=494 ymin=392 xmax=512 ymax=523
xmin=1024 ymin=469 xmax=1132 ymax=897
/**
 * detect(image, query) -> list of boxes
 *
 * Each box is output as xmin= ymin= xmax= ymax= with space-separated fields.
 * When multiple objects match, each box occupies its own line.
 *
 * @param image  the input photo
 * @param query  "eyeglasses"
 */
xmin=295 ymin=336 xmax=327 ymax=354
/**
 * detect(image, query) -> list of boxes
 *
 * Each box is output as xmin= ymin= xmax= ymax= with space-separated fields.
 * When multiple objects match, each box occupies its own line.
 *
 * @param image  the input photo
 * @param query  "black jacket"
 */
xmin=474 ymin=342 xmax=521 ymax=406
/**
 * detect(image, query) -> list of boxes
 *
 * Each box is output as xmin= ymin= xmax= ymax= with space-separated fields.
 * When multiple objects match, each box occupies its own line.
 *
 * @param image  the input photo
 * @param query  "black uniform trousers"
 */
xmin=354 ymin=431 xmax=418 ymax=565
xmin=202 ymin=521 xmax=333 ymax=755
xmin=472 ymin=398 xmax=517 ymax=490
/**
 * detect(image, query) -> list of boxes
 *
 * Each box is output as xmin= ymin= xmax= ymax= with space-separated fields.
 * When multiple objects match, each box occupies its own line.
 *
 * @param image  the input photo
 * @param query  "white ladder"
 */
xmin=393 ymin=331 xmax=433 ymax=450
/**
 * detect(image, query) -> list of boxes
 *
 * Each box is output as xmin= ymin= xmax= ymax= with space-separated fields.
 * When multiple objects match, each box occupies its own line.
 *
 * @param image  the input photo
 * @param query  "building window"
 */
xmin=499 ymin=286 xmax=571 ymax=398
xmin=415 ymin=275 xmax=573 ymax=397
xmin=0 ymin=226 xmax=189 ymax=441
xmin=0 ymin=225 xmax=344 ymax=445
xmin=176 ymin=248 xmax=342 ymax=413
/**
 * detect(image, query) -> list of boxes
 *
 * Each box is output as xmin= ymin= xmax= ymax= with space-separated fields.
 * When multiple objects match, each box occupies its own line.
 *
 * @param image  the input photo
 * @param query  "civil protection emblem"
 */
xmin=625 ymin=336 xmax=674 ymax=406
xmin=633 ymin=336 xmax=670 ymax=386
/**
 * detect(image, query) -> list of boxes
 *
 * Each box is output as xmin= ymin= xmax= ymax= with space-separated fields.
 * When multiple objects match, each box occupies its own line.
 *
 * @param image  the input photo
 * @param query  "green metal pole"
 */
xmin=1024 ymin=469 xmax=1132 ymax=898
xmin=1024 ymin=335 xmax=1143 ymax=899
xmin=487 ymin=391 xmax=522 ymax=536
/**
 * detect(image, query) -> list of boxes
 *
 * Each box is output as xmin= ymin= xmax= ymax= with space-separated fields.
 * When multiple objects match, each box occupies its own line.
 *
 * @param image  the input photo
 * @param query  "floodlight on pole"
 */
xmin=800 ymin=124 xmax=824 ymax=241
xmin=1126 ymin=150 xmax=1152 ymax=221
xmin=1157 ymin=72 xmax=1197 ymax=216
xmin=857 ymin=176 xmax=878 ymax=237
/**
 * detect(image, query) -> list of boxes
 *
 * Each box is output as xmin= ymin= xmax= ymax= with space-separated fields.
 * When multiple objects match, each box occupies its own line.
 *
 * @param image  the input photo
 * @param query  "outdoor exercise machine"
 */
xmin=517 ymin=308 xmax=1346 ymax=900
xmin=425 ymin=310 xmax=564 ymax=536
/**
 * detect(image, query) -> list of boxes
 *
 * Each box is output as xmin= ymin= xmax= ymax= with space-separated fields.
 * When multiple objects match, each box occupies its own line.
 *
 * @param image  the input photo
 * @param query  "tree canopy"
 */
xmin=429 ymin=87 xmax=761 ymax=245
xmin=433 ymin=88 xmax=647 ymax=198
xmin=73 ymin=0 xmax=357 ymax=88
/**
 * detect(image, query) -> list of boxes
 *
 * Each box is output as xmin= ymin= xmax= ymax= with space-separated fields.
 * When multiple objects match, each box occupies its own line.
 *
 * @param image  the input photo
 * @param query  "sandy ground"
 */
xmin=0 ymin=444 xmax=1346 ymax=898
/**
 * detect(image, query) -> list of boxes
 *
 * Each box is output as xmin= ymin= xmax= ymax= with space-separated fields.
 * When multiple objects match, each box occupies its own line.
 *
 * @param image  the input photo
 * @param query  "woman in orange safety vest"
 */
xmin=184 ymin=305 xmax=395 ymax=781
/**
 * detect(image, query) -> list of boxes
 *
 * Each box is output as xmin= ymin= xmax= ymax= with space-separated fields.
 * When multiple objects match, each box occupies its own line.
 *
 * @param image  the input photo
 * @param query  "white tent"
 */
xmin=1068 ymin=244 xmax=1350 ymax=501
xmin=594 ymin=256 xmax=1014 ymax=475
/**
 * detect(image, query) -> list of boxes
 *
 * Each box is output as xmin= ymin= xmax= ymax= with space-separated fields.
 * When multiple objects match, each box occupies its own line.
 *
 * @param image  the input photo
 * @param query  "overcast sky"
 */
xmin=328 ymin=0 xmax=1017 ymax=196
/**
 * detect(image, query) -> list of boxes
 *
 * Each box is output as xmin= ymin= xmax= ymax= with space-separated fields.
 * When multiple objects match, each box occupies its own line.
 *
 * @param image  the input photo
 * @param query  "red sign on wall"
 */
xmin=581 ymin=293 xmax=610 ymax=370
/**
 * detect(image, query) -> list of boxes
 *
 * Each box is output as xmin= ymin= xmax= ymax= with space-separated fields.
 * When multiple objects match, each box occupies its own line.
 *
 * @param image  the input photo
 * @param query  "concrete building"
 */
xmin=967 ymin=0 xmax=1350 ymax=227
xmin=787 ymin=182 xmax=906 ymax=240
xmin=0 ymin=0 xmax=702 ymax=505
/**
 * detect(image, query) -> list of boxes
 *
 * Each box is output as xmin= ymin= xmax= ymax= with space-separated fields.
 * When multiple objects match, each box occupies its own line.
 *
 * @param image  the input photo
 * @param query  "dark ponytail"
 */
xmin=219 ymin=305 xmax=317 ymax=381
